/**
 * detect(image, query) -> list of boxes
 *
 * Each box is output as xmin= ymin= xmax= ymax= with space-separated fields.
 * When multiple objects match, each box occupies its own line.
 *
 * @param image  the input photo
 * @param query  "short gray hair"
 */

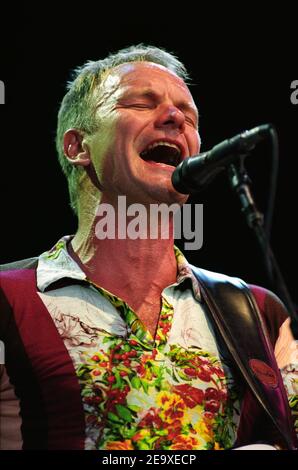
xmin=56 ymin=44 xmax=190 ymax=215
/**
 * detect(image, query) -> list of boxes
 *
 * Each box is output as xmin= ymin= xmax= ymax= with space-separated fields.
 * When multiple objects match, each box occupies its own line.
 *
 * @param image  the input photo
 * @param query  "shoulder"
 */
xmin=0 ymin=258 xmax=38 ymax=291
xmin=249 ymin=284 xmax=289 ymax=346
xmin=190 ymin=264 xmax=288 ymax=346
xmin=0 ymin=258 xmax=38 ymax=272
xmin=0 ymin=258 xmax=38 ymax=279
xmin=0 ymin=258 xmax=39 ymax=334
xmin=190 ymin=265 xmax=245 ymax=289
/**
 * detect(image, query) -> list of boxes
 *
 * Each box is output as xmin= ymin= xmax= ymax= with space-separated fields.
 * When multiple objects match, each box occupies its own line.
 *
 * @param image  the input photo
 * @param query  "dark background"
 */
xmin=1 ymin=7 xmax=297 ymax=304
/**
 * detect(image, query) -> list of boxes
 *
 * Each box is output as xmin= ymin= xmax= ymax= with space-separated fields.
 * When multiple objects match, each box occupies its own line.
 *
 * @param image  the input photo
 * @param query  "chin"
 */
xmin=167 ymin=190 xmax=189 ymax=207
xmin=123 ymin=171 xmax=189 ymax=206
xmin=145 ymin=186 xmax=189 ymax=206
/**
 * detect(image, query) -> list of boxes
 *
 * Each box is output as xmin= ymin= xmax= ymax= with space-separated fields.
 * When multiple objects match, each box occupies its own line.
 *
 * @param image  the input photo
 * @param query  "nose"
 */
xmin=154 ymin=105 xmax=185 ymax=133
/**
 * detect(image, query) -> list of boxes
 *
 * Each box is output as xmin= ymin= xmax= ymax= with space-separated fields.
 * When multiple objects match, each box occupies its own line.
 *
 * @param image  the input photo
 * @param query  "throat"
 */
xmin=135 ymin=299 xmax=163 ymax=338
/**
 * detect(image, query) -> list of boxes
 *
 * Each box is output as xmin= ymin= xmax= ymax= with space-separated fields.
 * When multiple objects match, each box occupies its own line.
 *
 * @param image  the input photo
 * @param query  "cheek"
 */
xmin=112 ymin=114 xmax=145 ymax=160
xmin=100 ymin=120 xmax=134 ymax=183
xmin=116 ymin=112 xmax=145 ymax=135
xmin=187 ymin=130 xmax=201 ymax=156
xmin=196 ymin=132 xmax=201 ymax=153
xmin=89 ymin=114 xmax=118 ymax=166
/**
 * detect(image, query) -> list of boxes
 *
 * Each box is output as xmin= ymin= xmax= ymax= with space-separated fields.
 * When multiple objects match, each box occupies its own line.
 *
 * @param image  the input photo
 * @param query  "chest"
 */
xmin=135 ymin=299 xmax=162 ymax=337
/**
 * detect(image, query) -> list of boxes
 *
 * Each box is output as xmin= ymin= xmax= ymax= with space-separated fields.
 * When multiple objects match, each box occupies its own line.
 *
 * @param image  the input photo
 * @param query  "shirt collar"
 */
xmin=37 ymin=236 xmax=201 ymax=300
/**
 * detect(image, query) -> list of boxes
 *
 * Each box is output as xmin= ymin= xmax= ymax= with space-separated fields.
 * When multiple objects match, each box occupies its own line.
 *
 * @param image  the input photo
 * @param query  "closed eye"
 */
xmin=185 ymin=115 xmax=197 ymax=128
xmin=117 ymin=102 xmax=154 ymax=110
xmin=130 ymin=103 xmax=153 ymax=109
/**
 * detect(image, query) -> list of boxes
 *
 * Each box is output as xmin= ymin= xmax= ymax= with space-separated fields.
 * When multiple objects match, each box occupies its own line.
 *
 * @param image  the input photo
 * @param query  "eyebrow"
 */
xmin=119 ymin=88 xmax=160 ymax=100
xmin=119 ymin=88 xmax=199 ymax=121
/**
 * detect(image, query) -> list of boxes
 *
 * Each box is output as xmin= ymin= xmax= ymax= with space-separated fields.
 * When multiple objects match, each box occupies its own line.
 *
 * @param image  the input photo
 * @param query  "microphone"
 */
xmin=172 ymin=124 xmax=272 ymax=194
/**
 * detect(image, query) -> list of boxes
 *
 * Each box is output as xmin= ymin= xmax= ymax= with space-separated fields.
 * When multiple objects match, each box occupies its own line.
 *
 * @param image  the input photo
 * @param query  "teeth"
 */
xmin=141 ymin=141 xmax=181 ymax=156
xmin=148 ymin=141 xmax=180 ymax=153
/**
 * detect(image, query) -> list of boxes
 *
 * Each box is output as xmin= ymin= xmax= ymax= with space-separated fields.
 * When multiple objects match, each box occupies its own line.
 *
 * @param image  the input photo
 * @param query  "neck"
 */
xmin=70 ymin=195 xmax=178 ymax=316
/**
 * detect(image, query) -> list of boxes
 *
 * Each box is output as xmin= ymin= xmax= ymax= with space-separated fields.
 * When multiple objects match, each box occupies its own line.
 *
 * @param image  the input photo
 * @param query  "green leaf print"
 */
xmin=102 ymin=336 xmax=112 ymax=344
xmin=107 ymin=411 xmax=123 ymax=423
xmin=140 ymin=379 xmax=149 ymax=393
xmin=131 ymin=376 xmax=141 ymax=389
xmin=289 ymin=395 xmax=298 ymax=409
xmin=115 ymin=404 xmax=133 ymax=423
xmin=113 ymin=370 xmax=124 ymax=388
xmin=127 ymin=404 xmax=141 ymax=413
xmin=119 ymin=424 xmax=138 ymax=439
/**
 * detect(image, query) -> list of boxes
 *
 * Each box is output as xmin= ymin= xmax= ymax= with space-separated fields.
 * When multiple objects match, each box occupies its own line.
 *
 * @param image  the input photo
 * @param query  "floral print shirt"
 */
xmin=35 ymin=237 xmax=297 ymax=450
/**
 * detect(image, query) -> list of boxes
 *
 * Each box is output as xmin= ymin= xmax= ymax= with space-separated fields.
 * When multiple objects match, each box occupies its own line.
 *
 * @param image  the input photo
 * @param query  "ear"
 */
xmin=63 ymin=129 xmax=91 ymax=167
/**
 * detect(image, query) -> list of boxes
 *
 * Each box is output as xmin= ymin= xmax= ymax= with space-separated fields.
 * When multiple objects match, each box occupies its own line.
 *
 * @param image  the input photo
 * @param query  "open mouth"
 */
xmin=140 ymin=141 xmax=182 ymax=168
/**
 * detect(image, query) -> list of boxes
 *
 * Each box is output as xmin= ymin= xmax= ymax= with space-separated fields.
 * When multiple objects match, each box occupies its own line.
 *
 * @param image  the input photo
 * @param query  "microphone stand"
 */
xmin=228 ymin=158 xmax=298 ymax=339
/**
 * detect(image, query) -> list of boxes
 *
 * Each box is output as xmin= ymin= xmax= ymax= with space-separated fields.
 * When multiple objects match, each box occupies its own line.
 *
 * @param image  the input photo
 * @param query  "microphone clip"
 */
xmin=228 ymin=159 xmax=264 ymax=230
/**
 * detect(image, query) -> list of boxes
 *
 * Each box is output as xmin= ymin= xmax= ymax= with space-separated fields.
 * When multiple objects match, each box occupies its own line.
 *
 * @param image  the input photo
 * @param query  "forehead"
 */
xmin=106 ymin=62 xmax=194 ymax=99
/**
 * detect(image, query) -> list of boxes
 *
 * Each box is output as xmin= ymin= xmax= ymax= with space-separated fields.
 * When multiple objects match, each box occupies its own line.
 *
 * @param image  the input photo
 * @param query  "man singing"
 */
xmin=0 ymin=45 xmax=297 ymax=450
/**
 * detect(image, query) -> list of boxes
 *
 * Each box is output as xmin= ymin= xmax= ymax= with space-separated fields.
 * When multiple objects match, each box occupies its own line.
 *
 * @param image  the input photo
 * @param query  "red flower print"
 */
xmin=86 ymin=415 xmax=99 ymax=426
xmin=205 ymin=399 xmax=220 ymax=413
xmin=174 ymin=384 xmax=204 ymax=408
xmin=151 ymin=349 xmax=158 ymax=358
xmin=203 ymin=411 xmax=215 ymax=421
xmin=167 ymin=421 xmax=182 ymax=440
xmin=184 ymin=368 xmax=197 ymax=377
xmin=165 ymin=408 xmax=184 ymax=420
xmin=219 ymin=389 xmax=228 ymax=401
xmin=136 ymin=364 xmax=146 ymax=376
xmin=171 ymin=435 xmax=198 ymax=450
xmin=106 ymin=440 xmax=134 ymax=450
xmin=128 ymin=350 xmax=137 ymax=357
xmin=139 ymin=408 xmax=163 ymax=429
xmin=205 ymin=387 xmax=219 ymax=400
xmin=197 ymin=365 xmax=212 ymax=382
xmin=211 ymin=366 xmax=225 ymax=377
